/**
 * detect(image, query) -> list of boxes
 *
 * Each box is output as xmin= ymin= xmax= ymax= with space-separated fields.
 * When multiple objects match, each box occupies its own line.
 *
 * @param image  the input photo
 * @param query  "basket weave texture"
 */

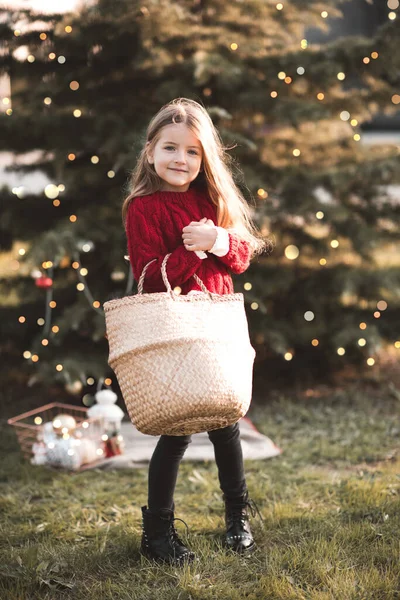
xmin=103 ymin=254 xmax=256 ymax=436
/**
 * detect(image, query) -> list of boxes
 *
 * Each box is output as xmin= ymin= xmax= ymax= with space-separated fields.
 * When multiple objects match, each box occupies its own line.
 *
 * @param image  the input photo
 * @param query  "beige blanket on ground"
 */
xmin=82 ymin=417 xmax=282 ymax=470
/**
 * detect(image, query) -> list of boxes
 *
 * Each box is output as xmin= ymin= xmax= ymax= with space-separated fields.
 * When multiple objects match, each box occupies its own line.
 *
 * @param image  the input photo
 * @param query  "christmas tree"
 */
xmin=1 ymin=0 xmax=399 ymax=396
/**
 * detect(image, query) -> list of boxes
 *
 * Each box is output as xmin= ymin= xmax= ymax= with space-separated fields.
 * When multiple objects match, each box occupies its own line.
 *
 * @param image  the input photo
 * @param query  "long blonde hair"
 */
xmin=122 ymin=98 xmax=269 ymax=256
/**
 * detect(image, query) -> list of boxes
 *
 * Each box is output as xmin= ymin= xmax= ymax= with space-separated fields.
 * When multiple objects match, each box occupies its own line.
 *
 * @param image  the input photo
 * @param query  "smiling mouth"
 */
xmin=169 ymin=168 xmax=188 ymax=173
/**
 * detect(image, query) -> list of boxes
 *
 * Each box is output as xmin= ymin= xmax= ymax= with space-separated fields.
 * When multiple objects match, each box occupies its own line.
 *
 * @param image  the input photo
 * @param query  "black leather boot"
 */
xmin=223 ymin=492 xmax=262 ymax=554
xmin=140 ymin=505 xmax=195 ymax=565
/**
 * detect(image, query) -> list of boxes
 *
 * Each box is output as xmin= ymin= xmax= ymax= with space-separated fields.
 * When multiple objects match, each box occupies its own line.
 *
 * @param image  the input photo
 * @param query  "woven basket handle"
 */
xmin=138 ymin=253 xmax=213 ymax=299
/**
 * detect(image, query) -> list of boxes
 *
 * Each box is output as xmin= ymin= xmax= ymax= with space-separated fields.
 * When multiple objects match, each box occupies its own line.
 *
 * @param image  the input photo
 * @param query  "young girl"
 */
xmin=122 ymin=98 xmax=267 ymax=565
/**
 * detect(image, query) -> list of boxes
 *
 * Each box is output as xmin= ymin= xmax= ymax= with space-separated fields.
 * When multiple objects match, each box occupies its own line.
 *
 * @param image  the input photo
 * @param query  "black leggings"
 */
xmin=148 ymin=421 xmax=247 ymax=511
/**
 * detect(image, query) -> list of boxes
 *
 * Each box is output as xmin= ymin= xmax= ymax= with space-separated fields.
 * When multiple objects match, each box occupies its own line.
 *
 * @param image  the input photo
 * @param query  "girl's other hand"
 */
xmin=182 ymin=218 xmax=217 ymax=252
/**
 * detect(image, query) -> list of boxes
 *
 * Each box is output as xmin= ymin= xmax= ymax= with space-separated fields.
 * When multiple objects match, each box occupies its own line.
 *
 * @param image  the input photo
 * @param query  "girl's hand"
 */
xmin=182 ymin=218 xmax=217 ymax=252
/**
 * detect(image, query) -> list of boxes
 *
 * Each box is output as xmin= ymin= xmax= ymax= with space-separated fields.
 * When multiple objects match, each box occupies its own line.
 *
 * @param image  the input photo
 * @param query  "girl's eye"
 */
xmin=164 ymin=146 xmax=199 ymax=155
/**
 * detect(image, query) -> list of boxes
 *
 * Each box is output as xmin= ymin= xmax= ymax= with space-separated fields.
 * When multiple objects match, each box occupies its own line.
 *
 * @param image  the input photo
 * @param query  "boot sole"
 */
xmin=140 ymin=545 xmax=195 ymax=566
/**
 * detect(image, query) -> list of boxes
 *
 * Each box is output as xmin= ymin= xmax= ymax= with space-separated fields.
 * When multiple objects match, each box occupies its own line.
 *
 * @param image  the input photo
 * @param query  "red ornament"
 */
xmin=35 ymin=275 xmax=53 ymax=288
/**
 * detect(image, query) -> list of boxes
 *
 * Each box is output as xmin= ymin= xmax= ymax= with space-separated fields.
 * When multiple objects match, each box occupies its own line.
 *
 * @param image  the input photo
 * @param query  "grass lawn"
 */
xmin=0 ymin=382 xmax=399 ymax=600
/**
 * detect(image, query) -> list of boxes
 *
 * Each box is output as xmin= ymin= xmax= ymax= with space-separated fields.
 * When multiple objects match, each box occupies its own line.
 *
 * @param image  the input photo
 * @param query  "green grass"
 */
xmin=1 ymin=384 xmax=399 ymax=599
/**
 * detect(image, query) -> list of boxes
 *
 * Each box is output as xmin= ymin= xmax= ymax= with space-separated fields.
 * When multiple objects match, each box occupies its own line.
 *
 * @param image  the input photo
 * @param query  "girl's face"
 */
xmin=147 ymin=123 xmax=203 ymax=192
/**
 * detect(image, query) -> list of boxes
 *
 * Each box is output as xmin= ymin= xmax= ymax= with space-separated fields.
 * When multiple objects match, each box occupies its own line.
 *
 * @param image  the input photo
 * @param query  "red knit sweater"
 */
xmin=125 ymin=186 xmax=252 ymax=295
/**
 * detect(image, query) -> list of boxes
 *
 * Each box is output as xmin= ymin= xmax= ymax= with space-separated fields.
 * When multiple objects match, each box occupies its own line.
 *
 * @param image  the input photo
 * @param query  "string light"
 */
xmin=23 ymin=351 xmax=31 ymax=359
xmin=68 ymin=153 xmax=76 ymax=161
xmin=285 ymin=245 xmax=299 ymax=260
xmin=250 ymin=302 xmax=259 ymax=310
xmin=353 ymin=134 xmax=361 ymax=141
xmin=44 ymin=97 xmax=52 ymax=105
xmin=363 ymin=57 xmax=370 ymax=64
xmin=40 ymin=33 xmax=47 ymax=40
xmin=230 ymin=43 xmax=238 ymax=51
xmin=27 ymin=55 xmax=35 ymax=63
xmin=270 ymin=91 xmax=278 ymax=98
xmin=311 ymin=339 xmax=319 ymax=346
xmin=388 ymin=0 xmax=399 ymax=8
xmin=14 ymin=30 xmax=21 ymax=36
xmin=350 ymin=119 xmax=358 ymax=126
xmin=392 ymin=95 xmax=400 ymax=105
xmin=374 ymin=311 xmax=381 ymax=318
xmin=244 ymin=282 xmax=252 ymax=290
xmin=284 ymin=352 xmax=293 ymax=361
xmin=107 ymin=170 xmax=115 ymax=178
xmin=44 ymin=184 xmax=59 ymax=199
xmin=367 ymin=358 xmax=375 ymax=366
xmin=73 ymin=109 xmax=82 ymax=117
xmin=319 ymin=258 xmax=327 ymax=266
xmin=395 ymin=341 xmax=400 ymax=349
xmin=19 ymin=316 xmax=26 ymax=323
xmin=340 ymin=111 xmax=350 ymax=121
xmin=37 ymin=318 xmax=45 ymax=325
xmin=70 ymin=215 xmax=77 ymax=222
xmin=297 ymin=67 xmax=305 ymax=75
xmin=6 ymin=109 xmax=12 ymax=116
xmin=49 ymin=53 xmax=56 ymax=60
xmin=337 ymin=347 xmax=345 ymax=355
xmin=337 ymin=72 xmax=346 ymax=80
xmin=321 ymin=11 xmax=328 ymax=18
xmin=301 ymin=39 xmax=308 ymax=49
xmin=371 ymin=52 xmax=379 ymax=59
xmin=41 ymin=339 xmax=49 ymax=346
xmin=359 ymin=322 xmax=367 ymax=330
xmin=278 ymin=71 xmax=286 ymax=80
xmin=358 ymin=338 xmax=366 ymax=346
xmin=377 ymin=300 xmax=387 ymax=310
xmin=317 ymin=93 xmax=325 ymax=101
xmin=65 ymin=25 xmax=73 ymax=33
xmin=276 ymin=3 xmax=284 ymax=10
xmin=316 ymin=211 xmax=324 ymax=219
xmin=70 ymin=81 xmax=79 ymax=90
xmin=388 ymin=11 xmax=397 ymax=19
xmin=330 ymin=240 xmax=339 ymax=248
xmin=293 ymin=148 xmax=301 ymax=157
xmin=91 ymin=156 xmax=99 ymax=164
xmin=304 ymin=311 xmax=315 ymax=321
xmin=32 ymin=355 xmax=39 ymax=362
xmin=52 ymin=325 xmax=59 ymax=333
xmin=58 ymin=56 xmax=66 ymax=64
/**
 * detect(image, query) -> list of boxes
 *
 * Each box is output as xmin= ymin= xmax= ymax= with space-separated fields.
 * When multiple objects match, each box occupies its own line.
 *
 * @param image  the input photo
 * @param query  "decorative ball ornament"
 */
xmin=65 ymin=380 xmax=83 ymax=395
xmin=52 ymin=413 xmax=77 ymax=435
xmin=35 ymin=275 xmax=53 ymax=288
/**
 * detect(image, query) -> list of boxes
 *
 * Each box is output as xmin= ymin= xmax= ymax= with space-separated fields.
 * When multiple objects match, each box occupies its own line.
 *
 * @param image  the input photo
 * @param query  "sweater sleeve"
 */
xmin=126 ymin=196 xmax=203 ymax=292
xmin=211 ymin=231 xmax=252 ymax=274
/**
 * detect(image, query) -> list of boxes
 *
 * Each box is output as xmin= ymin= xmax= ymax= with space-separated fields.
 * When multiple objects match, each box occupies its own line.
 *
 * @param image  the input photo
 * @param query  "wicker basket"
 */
xmin=103 ymin=254 xmax=255 ymax=436
xmin=7 ymin=402 xmax=105 ymax=470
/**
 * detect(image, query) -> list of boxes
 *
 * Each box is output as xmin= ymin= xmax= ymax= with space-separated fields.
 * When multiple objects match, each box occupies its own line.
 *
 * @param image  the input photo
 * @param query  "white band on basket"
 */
xmin=138 ymin=254 xmax=213 ymax=299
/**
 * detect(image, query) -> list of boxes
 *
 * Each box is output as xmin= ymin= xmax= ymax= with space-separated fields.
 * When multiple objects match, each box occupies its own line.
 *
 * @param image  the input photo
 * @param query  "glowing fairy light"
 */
xmin=285 ymin=245 xmax=299 ymax=260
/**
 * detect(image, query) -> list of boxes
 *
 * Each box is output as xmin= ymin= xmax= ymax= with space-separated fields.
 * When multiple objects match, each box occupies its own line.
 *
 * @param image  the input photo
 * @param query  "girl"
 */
xmin=122 ymin=98 xmax=267 ymax=566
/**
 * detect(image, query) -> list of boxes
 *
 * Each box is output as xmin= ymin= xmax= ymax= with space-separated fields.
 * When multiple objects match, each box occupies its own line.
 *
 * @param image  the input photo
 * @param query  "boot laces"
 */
xmin=227 ymin=497 xmax=264 ymax=529
xmin=162 ymin=514 xmax=190 ymax=546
